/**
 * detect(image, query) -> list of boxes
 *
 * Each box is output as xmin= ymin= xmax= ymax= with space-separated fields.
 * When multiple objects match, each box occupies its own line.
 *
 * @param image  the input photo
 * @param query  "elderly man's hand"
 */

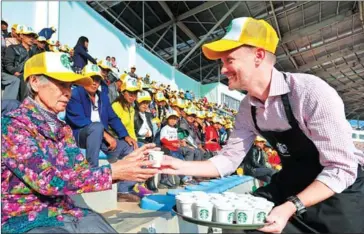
xmin=111 ymin=159 xmax=159 ymax=182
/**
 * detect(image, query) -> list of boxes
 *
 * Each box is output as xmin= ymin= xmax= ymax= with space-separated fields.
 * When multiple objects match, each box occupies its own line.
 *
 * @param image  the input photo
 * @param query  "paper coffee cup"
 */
xmin=179 ymin=197 xmax=195 ymax=217
xmin=215 ymin=203 xmax=235 ymax=224
xmin=253 ymin=208 xmax=269 ymax=224
xmin=195 ymin=201 xmax=213 ymax=221
xmin=148 ymin=151 xmax=164 ymax=168
xmin=235 ymin=204 xmax=254 ymax=225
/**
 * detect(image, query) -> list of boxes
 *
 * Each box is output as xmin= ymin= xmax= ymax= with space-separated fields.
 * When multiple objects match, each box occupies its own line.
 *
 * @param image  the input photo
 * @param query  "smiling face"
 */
xmin=123 ymin=90 xmax=138 ymax=104
xmin=138 ymin=100 xmax=150 ymax=113
xmin=84 ymin=76 xmax=101 ymax=96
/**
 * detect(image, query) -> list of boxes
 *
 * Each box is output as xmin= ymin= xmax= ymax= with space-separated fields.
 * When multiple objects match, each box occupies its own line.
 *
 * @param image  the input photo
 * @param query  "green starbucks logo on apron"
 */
xmin=199 ymin=209 xmax=209 ymax=220
xmin=237 ymin=212 xmax=247 ymax=223
xmin=228 ymin=212 xmax=234 ymax=223
xmin=60 ymin=54 xmax=72 ymax=70
xmin=256 ymin=212 xmax=266 ymax=222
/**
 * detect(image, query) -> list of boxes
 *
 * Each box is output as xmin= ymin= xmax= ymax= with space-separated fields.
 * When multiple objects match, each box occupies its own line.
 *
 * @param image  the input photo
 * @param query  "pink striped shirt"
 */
xmin=210 ymin=68 xmax=364 ymax=193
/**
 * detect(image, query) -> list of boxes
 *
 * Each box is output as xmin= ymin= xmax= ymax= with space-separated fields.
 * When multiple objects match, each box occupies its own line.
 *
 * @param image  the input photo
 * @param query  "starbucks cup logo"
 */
xmin=149 ymin=154 xmax=154 ymax=161
xmin=199 ymin=209 xmax=209 ymax=220
xmin=228 ymin=212 xmax=234 ymax=223
xmin=257 ymin=212 xmax=266 ymax=222
xmin=238 ymin=212 xmax=247 ymax=223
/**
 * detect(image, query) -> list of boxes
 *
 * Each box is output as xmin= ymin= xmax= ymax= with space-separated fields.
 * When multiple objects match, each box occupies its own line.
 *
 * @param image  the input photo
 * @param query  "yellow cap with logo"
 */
xmin=120 ymin=76 xmax=141 ymax=92
xmin=18 ymin=25 xmax=38 ymax=37
xmin=98 ymin=60 xmax=112 ymax=70
xmin=171 ymin=98 xmax=186 ymax=109
xmin=202 ymin=17 xmax=279 ymax=60
xmin=82 ymin=63 xmax=103 ymax=79
xmin=166 ymin=109 xmax=180 ymax=119
xmin=37 ymin=36 xmax=47 ymax=42
xmin=24 ymin=52 xmax=92 ymax=86
xmin=185 ymin=107 xmax=197 ymax=116
xmin=137 ymin=90 xmax=152 ymax=103
xmin=255 ymin=136 xmax=267 ymax=143
xmin=196 ymin=111 xmax=206 ymax=119
xmin=155 ymin=91 xmax=167 ymax=102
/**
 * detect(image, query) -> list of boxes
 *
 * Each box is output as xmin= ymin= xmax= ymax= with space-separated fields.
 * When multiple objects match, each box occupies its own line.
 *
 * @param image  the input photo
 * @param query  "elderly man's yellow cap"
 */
xmin=202 ymin=17 xmax=279 ymax=60
xmin=255 ymin=136 xmax=267 ymax=143
xmin=120 ymin=76 xmax=141 ymax=92
xmin=82 ymin=63 xmax=103 ymax=79
xmin=137 ymin=90 xmax=152 ymax=103
xmin=24 ymin=52 xmax=92 ymax=86
xmin=155 ymin=91 xmax=167 ymax=102
xmin=19 ymin=25 xmax=38 ymax=37
xmin=98 ymin=60 xmax=112 ymax=70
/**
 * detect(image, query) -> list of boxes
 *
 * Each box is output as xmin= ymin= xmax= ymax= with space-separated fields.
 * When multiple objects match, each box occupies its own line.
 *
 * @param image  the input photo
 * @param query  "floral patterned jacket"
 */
xmin=1 ymin=98 xmax=112 ymax=233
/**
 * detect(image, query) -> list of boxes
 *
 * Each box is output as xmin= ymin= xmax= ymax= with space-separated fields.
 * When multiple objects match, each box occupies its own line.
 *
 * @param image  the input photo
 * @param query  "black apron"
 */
xmin=251 ymin=74 xmax=364 ymax=233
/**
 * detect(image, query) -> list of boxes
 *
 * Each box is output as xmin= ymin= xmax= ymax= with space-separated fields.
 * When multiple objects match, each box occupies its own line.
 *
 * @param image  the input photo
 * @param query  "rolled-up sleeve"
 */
xmin=303 ymin=78 xmax=362 ymax=193
xmin=209 ymin=99 xmax=256 ymax=177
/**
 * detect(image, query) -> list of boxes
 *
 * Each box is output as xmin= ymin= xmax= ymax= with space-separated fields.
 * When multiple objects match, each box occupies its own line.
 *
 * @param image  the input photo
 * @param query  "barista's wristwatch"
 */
xmin=287 ymin=196 xmax=306 ymax=216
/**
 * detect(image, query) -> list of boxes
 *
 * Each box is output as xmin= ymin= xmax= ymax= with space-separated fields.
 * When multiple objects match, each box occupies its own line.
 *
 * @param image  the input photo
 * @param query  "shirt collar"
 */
xmin=248 ymin=68 xmax=290 ymax=107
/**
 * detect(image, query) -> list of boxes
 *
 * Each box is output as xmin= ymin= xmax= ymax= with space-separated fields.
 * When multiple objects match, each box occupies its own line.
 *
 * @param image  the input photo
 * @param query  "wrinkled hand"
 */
xmin=104 ymin=133 xmax=117 ymax=151
xmin=125 ymin=136 xmax=138 ymax=149
xmin=258 ymin=202 xmax=296 ymax=233
xmin=160 ymin=155 xmax=185 ymax=175
xmin=111 ymin=160 xmax=159 ymax=182
xmin=123 ymin=143 xmax=160 ymax=162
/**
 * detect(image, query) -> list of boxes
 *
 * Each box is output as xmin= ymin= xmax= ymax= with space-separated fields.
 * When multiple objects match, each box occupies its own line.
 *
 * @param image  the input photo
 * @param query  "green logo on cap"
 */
xmin=226 ymin=22 xmax=233 ymax=33
xmin=91 ymin=64 xmax=99 ymax=72
xmin=60 ymin=54 xmax=72 ymax=70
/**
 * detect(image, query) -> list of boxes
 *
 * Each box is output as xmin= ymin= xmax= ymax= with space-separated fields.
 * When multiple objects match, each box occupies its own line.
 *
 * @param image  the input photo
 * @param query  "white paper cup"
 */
xmin=179 ymin=198 xmax=195 ymax=217
xmin=235 ymin=204 xmax=254 ymax=225
xmin=253 ymin=208 xmax=269 ymax=224
xmin=215 ymin=203 xmax=235 ymax=224
xmin=195 ymin=201 xmax=213 ymax=221
xmin=148 ymin=151 xmax=164 ymax=168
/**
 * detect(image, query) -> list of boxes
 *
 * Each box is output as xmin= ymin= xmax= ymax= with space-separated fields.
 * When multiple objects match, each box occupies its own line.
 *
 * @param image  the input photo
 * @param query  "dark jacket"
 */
xmin=179 ymin=117 xmax=200 ymax=147
xmin=2 ymin=44 xmax=33 ymax=74
xmin=30 ymin=45 xmax=46 ymax=56
xmin=134 ymin=110 xmax=154 ymax=143
xmin=65 ymin=84 xmax=128 ymax=141
xmin=243 ymin=146 xmax=268 ymax=175
xmin=72 ymin=44 xmax=96 ymax=70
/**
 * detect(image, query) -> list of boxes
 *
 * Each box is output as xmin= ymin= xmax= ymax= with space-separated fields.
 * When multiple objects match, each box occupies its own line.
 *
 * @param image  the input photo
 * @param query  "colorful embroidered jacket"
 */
xmin=1 ymin=98 xmax=112 ymax=233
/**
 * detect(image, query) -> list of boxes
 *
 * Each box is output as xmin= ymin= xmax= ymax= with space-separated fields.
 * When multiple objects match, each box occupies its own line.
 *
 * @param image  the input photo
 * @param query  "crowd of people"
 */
xmin=1 ymin=19 xmax=284 ymax=233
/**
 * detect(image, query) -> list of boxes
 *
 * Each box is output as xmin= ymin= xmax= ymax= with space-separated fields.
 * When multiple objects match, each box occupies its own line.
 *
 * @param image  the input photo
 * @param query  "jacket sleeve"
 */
xmin=3 ymin=46 xmax=18 ymax=75
xmin=75 ymin=46 xmax=97 ymax=64
xmin=108 ymin=101 xmax=129 ymax=139
xmin=65 ymin=88 xmax=92 ymax=128
xmin=1 ymin=118 xmax=112 ymax=196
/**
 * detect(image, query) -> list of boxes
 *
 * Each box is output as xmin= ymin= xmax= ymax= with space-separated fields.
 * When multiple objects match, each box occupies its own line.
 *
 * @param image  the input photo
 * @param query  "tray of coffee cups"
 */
xmin=172 ymin=191 xmax=273 ymax=230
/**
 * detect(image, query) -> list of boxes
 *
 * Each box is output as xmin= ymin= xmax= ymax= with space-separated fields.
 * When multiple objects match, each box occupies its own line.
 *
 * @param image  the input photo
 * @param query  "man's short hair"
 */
xmin=1 ymin=20 xmax=8 ymax=27
xmin=106 ymin=56 xmax=110 ymax=59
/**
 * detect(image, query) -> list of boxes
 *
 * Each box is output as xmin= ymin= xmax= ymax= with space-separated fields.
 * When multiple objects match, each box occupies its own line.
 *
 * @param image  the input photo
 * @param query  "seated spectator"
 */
xmin=38 ymin=26 xmax=56 ymax=40
xmin=65 ymin=64 xmax=135 ymax=167
xmin=128 ymin=65 xmax=138 ymax=79
xmin=154 ymin=91 xmax=168 ymax=123
xmin=72 ymin=36 xmax=97 ymax=73
xmin=5 ymin=24 xmax=21 ymax=47
xmin=106 ymin=56 xmax=111 ymax=62
xmin=264 ymin=146 xmax=282 ymax=170
xmin=205 ymin=116 xmax=222 ymax=153
xmin=143 ymin=73 xmax=151 ymax=84
xmin=97 ymin=60 xmax=113 ymax=84
xmin=225 ymin=120 xmax=233 ymax=141
xmin=47 ymin=39 xmax=60 ymax=52
xmin=111 ymin=56 xmax=119 ymax=71
xmin=184 ymin=90 xmax=192 ymax=100
xmin=2 ymin=25 xmax=36 ymax=101
xmin=112 ymin=76 xmax=139 ymax=146
xmin=178 ymin=89 xmax=185 ymax=99
xmin=243 ymin=136 xmax=277 ymax=183
xmin=108 ymin=72 xmax=124 ymax=103
xmin=135 ymin=90 xmax=154 ymax=145
xmin=195 ymin=111 xmax=206 ymax=148
xmin=218 ymin=119 xmax=228 ymax=145
xmin=1 ymin=52 xmax=158 ymax=233
xmin=31 ymin=36 xmax=47 ymax=55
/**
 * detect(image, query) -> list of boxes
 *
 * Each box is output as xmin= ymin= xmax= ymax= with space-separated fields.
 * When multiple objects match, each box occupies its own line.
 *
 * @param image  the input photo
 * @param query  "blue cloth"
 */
xmin=1 ymin=99 xmax=20 ymax=116
xmin=38 ymin=28 xmax=55 ymax=40
xmin=77 ymin=122 xmax=133 ymax=167
xmin=184 ymin=92 xmax=192 ymax=101
xmin=65 ymin=84 xmax=128 ymax=141
xmin=72 ymin=44 xmax=97 ymax=70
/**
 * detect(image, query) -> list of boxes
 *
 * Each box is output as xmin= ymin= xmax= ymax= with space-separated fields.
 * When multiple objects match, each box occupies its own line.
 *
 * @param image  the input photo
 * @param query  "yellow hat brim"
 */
xmin=202 ymin=39 xmax=244 ymax=60
xmin=25 ymin=71 xmax=92 ymax=87
xmin=137 ymin=97 xmax=151 ymax=103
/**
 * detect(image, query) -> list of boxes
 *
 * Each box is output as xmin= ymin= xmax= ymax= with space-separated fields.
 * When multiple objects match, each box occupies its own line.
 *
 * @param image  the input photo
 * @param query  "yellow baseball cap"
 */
xmin=206 ymin=111 xmax=214 ymax=118
xmin=82 ymin=63 xmax=103 ymax=79
xmin=37 ymin=36 xmax=47 ymax=42
xmin=19 ymin=25 xmax=38 ymax=37
xmin=137 ymin=90 xmax=152 ymax=103
xmin=212 ymin=116 xmax=221 ymax=124
xmin=98 ymin=60 xmax=112 ymax=70
xmin=47 ymin=40 xmax=57 ymax=46
xmin=171 ymin=98 xmax=186 ymax=109
xmin=59 ymin=44 xmax=70 ymax=52
xmin=24 ymin=52 xmax=92 ymax=86
xmin=120 ymin=76 xmax=141 ymax=92
xmin=255 ymin=136 xmax=267 ymax=143
xmin=166 ymin=109 xmax=179 ymax=119
xmin=11 ymin=24 xmax=18 ymax=30
xmin=152 ymin=117 xmax=161 ymax=124
xmin=225 ymin=123 xmax=233 ymax=129
xmin=196 ymin=111 xmax=206 ymax=119
xmin=155 ymin=91 xmax=166 ymax=102
xmin=202 ymin=17 xmax=279 ymax=60
xmin=185 ymin=107 xmax=197 ymax=116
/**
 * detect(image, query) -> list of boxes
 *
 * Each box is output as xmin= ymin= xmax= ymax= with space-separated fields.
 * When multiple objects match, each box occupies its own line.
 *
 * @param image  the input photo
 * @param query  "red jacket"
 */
xmin=161 ymin=138 xmax=179 ymax=151
xmin=204 ymin=126 xmax=221 ymax=152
